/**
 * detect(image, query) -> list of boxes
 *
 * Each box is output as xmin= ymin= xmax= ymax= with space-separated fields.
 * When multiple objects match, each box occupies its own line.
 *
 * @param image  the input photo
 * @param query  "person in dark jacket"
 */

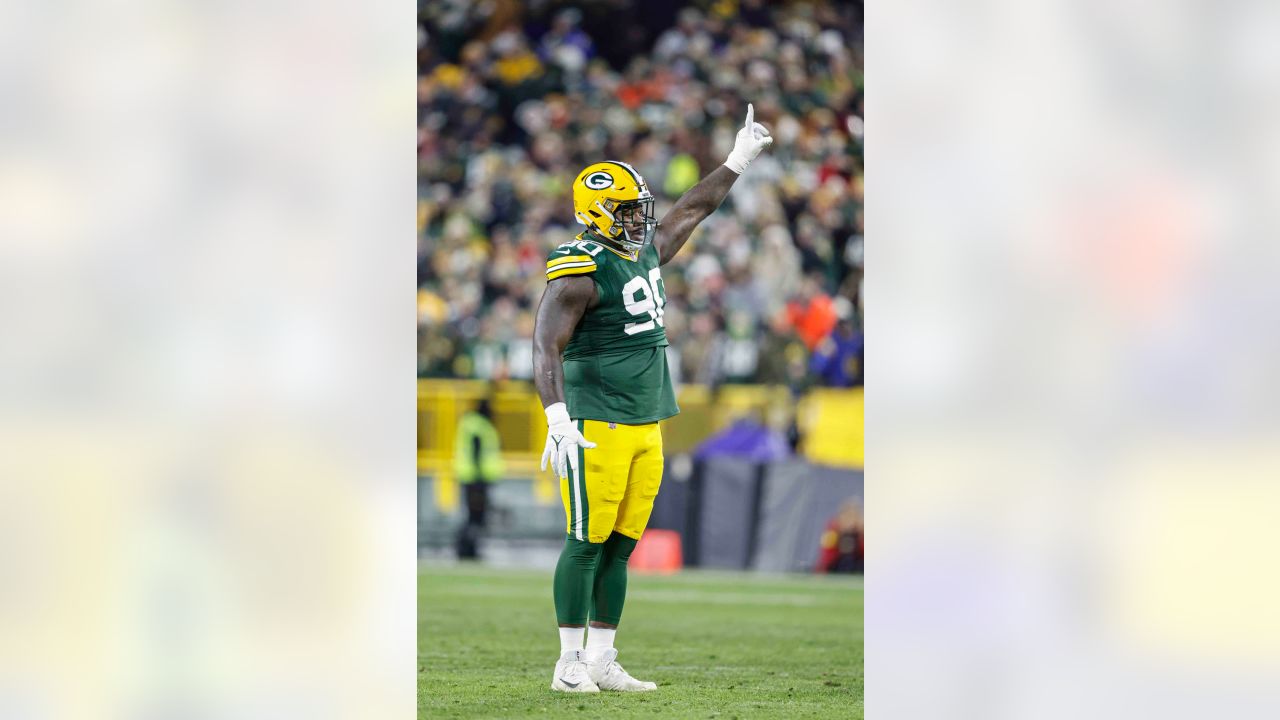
xmin=808 ymin=317 xmax=863 ymax=387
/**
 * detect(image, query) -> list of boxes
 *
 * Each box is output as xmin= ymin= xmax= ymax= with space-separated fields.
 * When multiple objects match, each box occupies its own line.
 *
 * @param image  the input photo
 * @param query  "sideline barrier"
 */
xmin=417 ymin=457 xmax=862 ymax=575
xmin=418 ymin=379 xmax=862 ymax=482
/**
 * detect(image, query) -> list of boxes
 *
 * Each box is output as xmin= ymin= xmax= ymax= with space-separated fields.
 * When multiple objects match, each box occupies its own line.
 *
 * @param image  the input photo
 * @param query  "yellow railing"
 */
xmin=420 ymin=379 xmax=862 ymax=499
xmin=796 ymin=387 xmax=865 ymax=469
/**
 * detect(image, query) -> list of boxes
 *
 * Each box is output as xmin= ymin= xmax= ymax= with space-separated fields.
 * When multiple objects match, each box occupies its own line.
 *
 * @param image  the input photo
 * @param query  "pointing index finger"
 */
xmin=746 ymin=103 xmax=754 ymax=129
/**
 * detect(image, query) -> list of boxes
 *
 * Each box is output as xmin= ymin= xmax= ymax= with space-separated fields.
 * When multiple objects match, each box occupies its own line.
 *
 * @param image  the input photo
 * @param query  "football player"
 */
xmin=534 ymin=105 xmax=773 ymax=692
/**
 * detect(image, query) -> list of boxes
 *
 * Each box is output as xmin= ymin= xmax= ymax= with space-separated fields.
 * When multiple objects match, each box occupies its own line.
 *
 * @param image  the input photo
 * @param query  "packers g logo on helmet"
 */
xmin=583 ymin=171 xmax=614 ymax=190
xmin=572 ymin=161 xmax=657 ymax=260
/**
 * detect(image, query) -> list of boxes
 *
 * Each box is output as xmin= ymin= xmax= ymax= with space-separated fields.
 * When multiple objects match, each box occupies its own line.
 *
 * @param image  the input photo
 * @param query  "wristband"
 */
xmin=544 ymin=402 xmax=570 ymax=426
xmin=723 ymin=153 xmax=749 ymax=175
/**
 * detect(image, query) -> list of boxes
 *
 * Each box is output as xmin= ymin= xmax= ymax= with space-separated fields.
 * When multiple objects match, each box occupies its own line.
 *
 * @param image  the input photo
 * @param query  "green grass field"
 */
xmin=418 ymin=563 xmax=863 ymax=719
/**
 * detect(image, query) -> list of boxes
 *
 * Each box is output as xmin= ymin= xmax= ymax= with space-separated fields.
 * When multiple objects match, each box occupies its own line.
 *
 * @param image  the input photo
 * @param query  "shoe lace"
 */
xmin=603 ymin=659 xmax=634 ymax=681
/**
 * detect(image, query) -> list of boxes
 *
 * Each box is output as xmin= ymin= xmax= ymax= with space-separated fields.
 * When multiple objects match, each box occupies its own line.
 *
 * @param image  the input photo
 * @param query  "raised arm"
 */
xmin=653 ymin=166 xmax=740 ymax=265
xmin=653 ymin=103 xmax=773 ymax=265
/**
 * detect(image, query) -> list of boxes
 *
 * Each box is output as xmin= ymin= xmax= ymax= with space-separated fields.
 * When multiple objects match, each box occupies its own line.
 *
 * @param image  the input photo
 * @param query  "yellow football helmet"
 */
xmin=572 ymin=160 xmax=657 ymax=258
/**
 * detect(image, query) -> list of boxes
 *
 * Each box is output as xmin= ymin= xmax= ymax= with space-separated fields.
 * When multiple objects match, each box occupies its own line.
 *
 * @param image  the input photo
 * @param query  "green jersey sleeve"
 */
xmin=545 ymin=239 xmax=601 ymax=281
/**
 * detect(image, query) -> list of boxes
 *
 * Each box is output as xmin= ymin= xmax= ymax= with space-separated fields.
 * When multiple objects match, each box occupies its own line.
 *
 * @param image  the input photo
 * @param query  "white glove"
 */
xmin=723 ymin=103 xmax=773 ymax=174
xmin=540 ymin=402 xmax=597 ymax=479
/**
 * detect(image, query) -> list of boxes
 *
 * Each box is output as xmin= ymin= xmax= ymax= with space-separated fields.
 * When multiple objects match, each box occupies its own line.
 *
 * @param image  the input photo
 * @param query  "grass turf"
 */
xmin=418 ymin=562 xmax=863 ymax=719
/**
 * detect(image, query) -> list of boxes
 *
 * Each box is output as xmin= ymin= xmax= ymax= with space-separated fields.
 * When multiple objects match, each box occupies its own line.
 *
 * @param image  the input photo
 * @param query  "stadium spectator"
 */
xmin=536 ymin=9 xmax=594 ymax=76
xmin=809 ymin=313 xmax=863 ymax=387
xmin=816 ymin=498 xmax=863 ymax=574
xmin=785 ymin=273 xmax=838 ymax=350
xmin=453 ymin=397 xmax=504 ymax=560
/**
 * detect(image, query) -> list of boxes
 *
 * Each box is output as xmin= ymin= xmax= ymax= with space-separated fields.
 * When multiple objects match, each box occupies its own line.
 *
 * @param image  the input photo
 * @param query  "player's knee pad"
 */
xmin=603 ymin=532 xmax=638 ymax=563
xmin=562 ymin=535 xmax=604 ymax=569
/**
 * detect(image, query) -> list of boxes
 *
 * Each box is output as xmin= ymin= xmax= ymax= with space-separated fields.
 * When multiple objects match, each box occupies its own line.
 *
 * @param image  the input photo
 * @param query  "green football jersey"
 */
xmin=544 ymin=233 xmax=679 ymax=424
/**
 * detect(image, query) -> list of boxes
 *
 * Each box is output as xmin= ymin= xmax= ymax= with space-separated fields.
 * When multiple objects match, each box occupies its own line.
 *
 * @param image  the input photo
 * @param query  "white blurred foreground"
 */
xmin=0 ymin=1 xmax=414 ymax=718
xmin=872 ymin=0 xmax=1280 ymax=717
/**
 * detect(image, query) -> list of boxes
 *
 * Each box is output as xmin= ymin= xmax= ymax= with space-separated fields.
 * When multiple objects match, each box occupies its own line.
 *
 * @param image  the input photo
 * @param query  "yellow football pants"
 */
xmin=560 ymin=420 xmax=664 ymax=543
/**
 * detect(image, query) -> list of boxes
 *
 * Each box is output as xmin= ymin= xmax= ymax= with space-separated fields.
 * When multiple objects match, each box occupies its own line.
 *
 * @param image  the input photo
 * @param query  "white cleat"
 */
xmin=551 ymin=650 xmax=600 ymax=693
xmin=587 ymin=648 xmax=658 ymax=691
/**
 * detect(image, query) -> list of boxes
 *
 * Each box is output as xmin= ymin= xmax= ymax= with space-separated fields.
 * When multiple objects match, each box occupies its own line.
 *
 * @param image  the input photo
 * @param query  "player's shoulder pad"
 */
xmin=545 ymin=235 xmax=607 ymax=281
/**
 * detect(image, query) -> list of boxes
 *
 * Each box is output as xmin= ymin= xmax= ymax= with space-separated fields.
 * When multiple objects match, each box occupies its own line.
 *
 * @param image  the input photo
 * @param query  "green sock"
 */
xmin=554 ymin=535 xmax=604 ymax=625
xmin=590 ymin=532 xmax=638 ymax=626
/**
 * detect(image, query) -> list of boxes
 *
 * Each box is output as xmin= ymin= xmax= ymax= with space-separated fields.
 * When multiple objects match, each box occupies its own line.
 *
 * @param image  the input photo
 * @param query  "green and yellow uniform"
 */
xmin=545 ymin=234 xmax=676 ymax=545
xmin=549 ymin=159 xmax=681 ymax=630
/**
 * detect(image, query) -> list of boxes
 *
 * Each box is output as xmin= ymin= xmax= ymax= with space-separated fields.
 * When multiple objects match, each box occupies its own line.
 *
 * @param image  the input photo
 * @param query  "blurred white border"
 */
xmin=0 ymin=1 xmax=415 ymax=718
xmin=871 ymin=0 xmax=1280 ymax=717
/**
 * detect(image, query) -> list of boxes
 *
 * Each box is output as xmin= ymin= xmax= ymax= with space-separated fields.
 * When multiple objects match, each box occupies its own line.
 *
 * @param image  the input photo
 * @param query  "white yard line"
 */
xmin=429 ymin=582 xmax=853 ymax=607
xmin=627 ymin=589 xmax=823 ymax=607
xmin=418 ymin=562 xmax=863 ymax=592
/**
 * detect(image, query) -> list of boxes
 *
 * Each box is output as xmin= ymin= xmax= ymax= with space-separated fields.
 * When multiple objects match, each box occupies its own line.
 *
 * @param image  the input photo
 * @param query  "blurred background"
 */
xmin=417 ymin=0 xmax=864 ymax=571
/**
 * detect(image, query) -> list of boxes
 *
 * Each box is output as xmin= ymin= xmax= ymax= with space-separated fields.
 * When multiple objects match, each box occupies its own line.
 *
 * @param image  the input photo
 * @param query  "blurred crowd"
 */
xmin=419 ymin=0 xmax=863 ymax=391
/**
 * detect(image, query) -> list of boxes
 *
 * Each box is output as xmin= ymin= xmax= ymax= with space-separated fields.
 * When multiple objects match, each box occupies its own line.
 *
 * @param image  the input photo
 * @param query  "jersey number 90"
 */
xmin=622 ymin=268 xmax=666 ymax=335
